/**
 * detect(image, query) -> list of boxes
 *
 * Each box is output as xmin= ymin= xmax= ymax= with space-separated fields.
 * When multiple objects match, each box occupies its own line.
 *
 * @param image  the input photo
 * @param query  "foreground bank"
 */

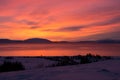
xmin=0 ymin=58 xmax=119 ymax=80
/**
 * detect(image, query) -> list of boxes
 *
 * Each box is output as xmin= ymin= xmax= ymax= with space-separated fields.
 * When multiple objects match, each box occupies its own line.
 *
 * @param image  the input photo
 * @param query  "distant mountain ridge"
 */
xmin=0 ymin=38 xmax=52 ymax=43
xmin=0 ymin=38 xmax=120 ymax=43
xmin=96 ymin=39 xmax=120 ymax=43
xmin=24 ymin=38 xmax=52 ymax=43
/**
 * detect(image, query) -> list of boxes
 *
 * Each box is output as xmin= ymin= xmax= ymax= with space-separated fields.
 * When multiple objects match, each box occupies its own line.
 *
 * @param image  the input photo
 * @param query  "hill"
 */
xmin=96 ymin=39 xmax=120 ymax=43
xmin=0 ymin=38 xmax=52 ymax=43
xmin=24 ymin=38 xmax=52 ymax=43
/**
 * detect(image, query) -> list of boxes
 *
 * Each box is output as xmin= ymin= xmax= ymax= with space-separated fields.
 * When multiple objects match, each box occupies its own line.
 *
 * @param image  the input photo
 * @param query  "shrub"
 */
xmin=4 ymin=57 xmax=14 ymax=59
xmin=0 ymin=61 xmax=25 ymax=72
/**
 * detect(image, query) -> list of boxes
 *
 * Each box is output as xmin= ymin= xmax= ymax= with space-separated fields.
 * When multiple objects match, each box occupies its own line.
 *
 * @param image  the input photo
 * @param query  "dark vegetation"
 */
xmin=4 ymin=57 xmax=14 ymax=59
xmin=0 ymin=54 xmax=112 ymax=72
xmin=0 ymin=61 xmax=25 ymax=72
xmin=44 ymin=54 xmax=112 ymax=67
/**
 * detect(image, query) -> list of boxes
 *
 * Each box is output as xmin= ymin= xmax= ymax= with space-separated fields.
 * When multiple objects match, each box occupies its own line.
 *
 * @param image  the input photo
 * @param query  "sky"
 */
xmin=0 ymin=0 xmax=120 ymax=41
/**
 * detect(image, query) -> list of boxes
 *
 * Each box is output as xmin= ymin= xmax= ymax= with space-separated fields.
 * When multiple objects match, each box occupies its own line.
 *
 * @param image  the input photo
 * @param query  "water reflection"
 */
xmin=0 ymin=43 xmax=120 ymax=56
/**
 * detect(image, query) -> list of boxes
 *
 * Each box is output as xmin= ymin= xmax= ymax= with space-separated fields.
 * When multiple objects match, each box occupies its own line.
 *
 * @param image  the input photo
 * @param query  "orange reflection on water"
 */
xmin=0 ymin=43 xmax=120 ymax=56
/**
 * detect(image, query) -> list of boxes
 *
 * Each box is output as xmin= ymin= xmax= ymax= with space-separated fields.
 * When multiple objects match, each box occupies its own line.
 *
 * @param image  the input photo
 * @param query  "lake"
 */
xmin=0 ymin=43 xmax=120 ymax=56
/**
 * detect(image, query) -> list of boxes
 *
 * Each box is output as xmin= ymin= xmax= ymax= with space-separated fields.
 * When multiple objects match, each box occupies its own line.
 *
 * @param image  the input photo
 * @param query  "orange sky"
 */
xmin=0 ymin=0 xmax=120 ymax=41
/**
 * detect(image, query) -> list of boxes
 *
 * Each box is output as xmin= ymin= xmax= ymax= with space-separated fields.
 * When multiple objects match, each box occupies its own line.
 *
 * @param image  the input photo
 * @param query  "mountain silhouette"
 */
xmin=0 ymin=38 xmax=120 ymax=43
xmin=0 ymin=39 xmax=12 ymax=43
xmin=24 ymin=38 xmax=52 ymax=43
xmin=0 ymin=38 xmax=52 ymax=43
xmin=96 ymin=39 xmax=120 ymax=43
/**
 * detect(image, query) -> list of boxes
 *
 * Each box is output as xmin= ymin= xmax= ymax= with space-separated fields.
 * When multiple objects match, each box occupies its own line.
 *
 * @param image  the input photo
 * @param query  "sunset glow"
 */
xmin=0 ymin=0 xmax=120 ymax=41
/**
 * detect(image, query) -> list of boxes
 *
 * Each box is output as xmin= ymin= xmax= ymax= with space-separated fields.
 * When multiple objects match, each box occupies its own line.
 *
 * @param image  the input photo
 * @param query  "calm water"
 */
xmin=0 ymin=43 xmax=120 ymax=56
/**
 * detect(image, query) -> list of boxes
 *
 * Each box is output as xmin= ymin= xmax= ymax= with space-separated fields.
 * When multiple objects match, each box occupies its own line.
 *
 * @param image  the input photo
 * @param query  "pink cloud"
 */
xmin=0 ymin=0 xmax=120 ymax=40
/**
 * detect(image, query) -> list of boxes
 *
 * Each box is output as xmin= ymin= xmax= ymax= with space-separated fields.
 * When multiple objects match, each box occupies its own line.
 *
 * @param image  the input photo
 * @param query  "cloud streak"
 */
xmin=0 ymin=0 xmax=120 ymax=40
xmin=45 ymin=26 xmax=84 ymax=32
xmin=93 ymin=16 xmax=120 ymax=26
xmin=0 ymin=16 xmax=14 ymax=23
